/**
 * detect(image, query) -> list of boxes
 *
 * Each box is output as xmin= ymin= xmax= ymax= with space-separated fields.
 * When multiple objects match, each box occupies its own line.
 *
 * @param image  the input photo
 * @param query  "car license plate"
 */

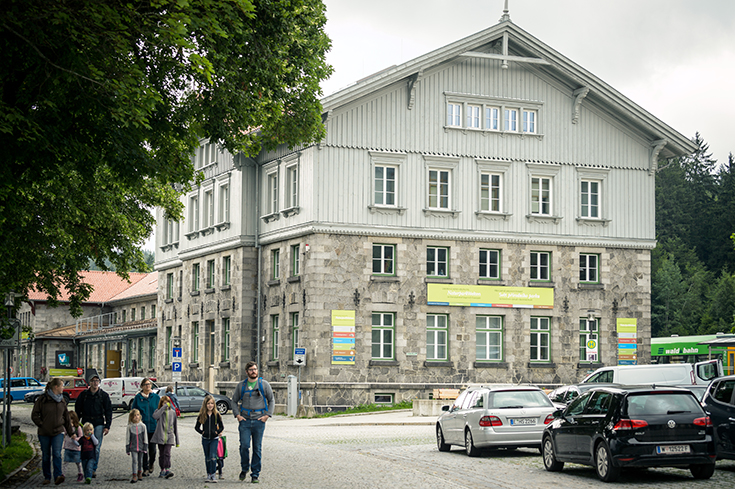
xmin=509 ymin=418 xmax=535 ymax=426
xmin=656 ymin=445 xmax=690 ymax=454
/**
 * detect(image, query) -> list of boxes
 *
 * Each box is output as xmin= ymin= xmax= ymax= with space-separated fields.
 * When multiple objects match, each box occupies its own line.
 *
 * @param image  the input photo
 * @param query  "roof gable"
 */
xmin=27 ymin=270 xmax=150 ymax=304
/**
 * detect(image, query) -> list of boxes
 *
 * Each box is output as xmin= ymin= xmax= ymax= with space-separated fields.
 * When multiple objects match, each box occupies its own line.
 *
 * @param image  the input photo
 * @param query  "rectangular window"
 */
xmin=480 ymin=173 xmax=501 ymax=212
xmin=166 ymin=273 xmax=174 ymax=300
xmin=374 ymin=393 xmax=394 ymax=404
xmin=372 ymin=244 xmax=395 ymax=275
xmin=137 ymin=338 xmax=144 ymax=369
xmin=579 ymin=318 xmax=599 ymax=362
xmin=222 ymin=318 xmax=230 ymax=362
xmin=141 ymin=306 xmax=146 ymax=321
xmin=166 ymin=326 xmax=172 ymax=364
xmin=531 ymin=177 xmax=552 ymax=215
xmin=426 ymin=246 xmax=448 ymax=277
xmin=207 ymin=259 xmax=215 ymax=288
xmin=151 ymin=304 xmax=156 ymax=319
xmin=485 ymin=107 xmax=499 ymax=131
xmin=272 ymin=249 xmax=280 ymax=279
xmin=428 ymin=169 xmax=450 ymax=209
xmin=189 ymin=195 xmax=199 ymax=232
xmin=530 ymin=317 xmax=550 ymax=362
xmin=122 ymin=310 xmax=127 ymax=323
xmin=522 ymin=109 xmax=537 ymax=133
xmin=580 ymin=253 xmax=599 ymax=283
xmin=504 ymin=108 xmax=518 ymax=132
xmin=131 ymin=308 xmax=136 ymax=321
xmin=203 ymin=189 xmax=214 ymax=228
xmin=192 ymin=263 xmax=200 ymax=291
xmin=371 ymin=313 xmax=394 ymax=360
xmin=223 ymin=256 xmax=231 ymax=286
xmin=374 ymin=165 xmax=396 ymax=206
xmin=291 ymin=312 xmax=300 ymax=358
xmin=268 ymin=172 xmax=279 ymax=214
xmin=272 ymin=315 xmax=279 ymax=360
xmin=286 ymin=165 xmax=298 ymax=208
xmin=530 ymin=252 xmax=550 ymax=281
xmin=219 ymin=184 xmax=230 ymax=223
xmin=192 ymin=321 xmax=199 ymax=363
xmin=426 ymin=314 xmax=448 ymax=361
xmin=476 ymin=316 xmax=503 ymax=361
xmin=581 ymin=180 xmax=599 ymax=218
xmin=149 ymin=338 xmax=155 ymax=369
xmin=291 ymin=244 xmax=300 ymax=277
xmin=479 ymin=249 xmax=500 ymax=279
xmin=467 ymin=104 xmax=481 ymax=128
xmin=447 ymin=103 xmax=461 ymax=126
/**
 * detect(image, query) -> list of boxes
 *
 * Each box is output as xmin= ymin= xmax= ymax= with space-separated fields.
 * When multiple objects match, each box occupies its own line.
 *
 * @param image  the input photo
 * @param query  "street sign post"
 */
xmin=172 ymin=339 xmax=182 ymax=382
xmin=293 ymin=347 xmax=306 ymax=367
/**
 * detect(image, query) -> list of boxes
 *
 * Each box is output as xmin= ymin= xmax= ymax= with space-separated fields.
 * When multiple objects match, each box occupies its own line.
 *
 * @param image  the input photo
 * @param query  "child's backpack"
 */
xmin=217 ymin=436 xmax=228 ymax=459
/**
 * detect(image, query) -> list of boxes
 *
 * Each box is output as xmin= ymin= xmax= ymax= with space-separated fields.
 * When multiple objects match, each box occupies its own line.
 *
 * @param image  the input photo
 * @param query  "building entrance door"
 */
xmin=106 ymin=350 xmax=121 ymax=378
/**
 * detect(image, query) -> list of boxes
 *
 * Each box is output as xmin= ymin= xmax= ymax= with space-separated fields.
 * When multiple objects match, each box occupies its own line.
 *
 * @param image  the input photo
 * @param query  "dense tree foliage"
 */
xmin=0 ymin=0 xmax=332 ymax=314
xmin=652 ymin=135 xmax=735 ymax=336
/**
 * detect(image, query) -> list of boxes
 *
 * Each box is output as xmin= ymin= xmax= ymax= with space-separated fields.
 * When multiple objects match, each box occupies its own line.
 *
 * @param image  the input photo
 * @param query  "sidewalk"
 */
xmin=276 ymin=409 xmax=435 ymax=427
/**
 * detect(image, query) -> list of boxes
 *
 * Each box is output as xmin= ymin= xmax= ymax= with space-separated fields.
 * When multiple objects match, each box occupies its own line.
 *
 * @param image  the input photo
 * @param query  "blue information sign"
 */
xmin=172 ymin=362 xmax=182 ymax=372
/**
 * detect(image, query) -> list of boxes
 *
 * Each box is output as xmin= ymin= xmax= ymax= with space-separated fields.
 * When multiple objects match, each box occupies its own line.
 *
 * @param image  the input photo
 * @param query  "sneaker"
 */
xmin=251 ymin=476 xmax=259 ymax=484
xmin=84 ymin=478 xmax=91 ymax=485
xmin=43 ymin=480 xmax=51 ymax=485
xmin=55 ymin=475 xmax=65 ymax=485
xmin=218 ymin=474 xmax=224 ymax=480
xmin=165 ymin=471 xmax=174 ymax=479
xmin=209 ymin=475 xmax=217 ymax=483
xmin=77 ymin=474 xmax=84 ymax=482
xmin=159 ymin=471 xmax=165 ymax=478
xmin=239 ymin=472 xmax=247 ymax=481
xmin=142 ymin=470 xmax=150 ymax=477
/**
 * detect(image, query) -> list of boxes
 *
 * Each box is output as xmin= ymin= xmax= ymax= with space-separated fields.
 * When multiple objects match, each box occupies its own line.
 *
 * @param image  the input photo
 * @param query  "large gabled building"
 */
xmin=154 ymin=14 xmax=695 ymax=409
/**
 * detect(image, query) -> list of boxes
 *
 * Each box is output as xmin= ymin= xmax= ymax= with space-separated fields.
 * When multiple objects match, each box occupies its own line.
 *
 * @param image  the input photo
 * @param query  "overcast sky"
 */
xmin=321 ymin=0 xmax=735 ymax=166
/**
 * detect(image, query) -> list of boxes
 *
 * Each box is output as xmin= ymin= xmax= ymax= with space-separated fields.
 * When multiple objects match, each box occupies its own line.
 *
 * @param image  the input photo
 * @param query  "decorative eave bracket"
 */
xmin=650 ymin=139 xmax=668 ymax=174
xmin=572 ymin=87 xmax=590 ymax=124
xmin=407 ymin=71 xmax=423 ymax=110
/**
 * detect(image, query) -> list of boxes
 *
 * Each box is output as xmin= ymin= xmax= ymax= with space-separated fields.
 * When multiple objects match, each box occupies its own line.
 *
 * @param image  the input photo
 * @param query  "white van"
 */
xmin=101 ymin=377 xmax=158 ymax=410
xmin=581 ymin=359 xmax=722 ymax=386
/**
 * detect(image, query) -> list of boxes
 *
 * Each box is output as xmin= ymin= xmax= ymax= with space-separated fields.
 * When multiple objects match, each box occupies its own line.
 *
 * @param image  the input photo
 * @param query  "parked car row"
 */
xmin=437 ymin=374 xmax=735 ymax=483
xmin=23 ymin=376 xmax=89 ymax=404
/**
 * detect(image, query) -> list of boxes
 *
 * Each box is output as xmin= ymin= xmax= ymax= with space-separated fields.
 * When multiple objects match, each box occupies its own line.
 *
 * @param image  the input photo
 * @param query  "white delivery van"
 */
xmin=101 ymin=377 xmax=158 ymax=410
xmin=581 ymin=359 xmax=722 ymax=386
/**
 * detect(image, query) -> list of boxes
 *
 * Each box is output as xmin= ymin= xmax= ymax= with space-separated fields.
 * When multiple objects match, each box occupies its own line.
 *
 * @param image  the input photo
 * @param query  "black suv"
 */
xmin=542 ymin=385 xmax=716 ymax=482
xmin=701 ymin=374 xmax=735 ymax=460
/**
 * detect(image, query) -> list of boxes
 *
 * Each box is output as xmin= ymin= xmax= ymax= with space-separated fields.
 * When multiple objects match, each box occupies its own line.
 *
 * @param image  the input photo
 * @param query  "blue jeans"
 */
xmin=92 ymin=424 xmax=105 ymax=473
xmin=202 ymin=438 xmax=218 ymax=475
xmin=39 ymin=433 xmax=64 ymax=481
xmin=238 ymin=419 xmax=266 ymax=478
xmin=82 ymin=458 xmax=95 ymax=479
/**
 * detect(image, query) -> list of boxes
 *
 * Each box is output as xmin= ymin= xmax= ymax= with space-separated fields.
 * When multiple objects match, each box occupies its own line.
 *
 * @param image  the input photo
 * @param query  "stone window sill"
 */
xmin=473 ymin=362 xmax=508 ymax=368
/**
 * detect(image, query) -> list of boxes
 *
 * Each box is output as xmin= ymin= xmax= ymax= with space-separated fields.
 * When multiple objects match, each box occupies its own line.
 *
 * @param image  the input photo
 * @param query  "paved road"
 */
xmin=5 ymin=403 xmax=735 ymax=488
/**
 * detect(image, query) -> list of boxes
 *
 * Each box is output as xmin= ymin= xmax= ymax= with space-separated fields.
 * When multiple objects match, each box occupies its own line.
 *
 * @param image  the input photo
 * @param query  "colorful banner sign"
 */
xmin=332 ymin=310 xmax=355 ymax=365
xmin=427 ymin=284 xmax=554 ymax=309
xmin=616 ymin=318 xmax=638 ymax=366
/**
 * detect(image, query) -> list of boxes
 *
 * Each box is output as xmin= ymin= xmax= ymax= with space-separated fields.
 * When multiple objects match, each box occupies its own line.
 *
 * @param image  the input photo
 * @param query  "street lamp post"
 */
xmin=2 ymin=292 xmax=17 ymax=448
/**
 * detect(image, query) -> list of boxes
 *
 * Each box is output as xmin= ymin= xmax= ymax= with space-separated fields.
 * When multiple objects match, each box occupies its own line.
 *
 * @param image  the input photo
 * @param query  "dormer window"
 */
xmin=444 ymin=92 xmax=543 ymax=136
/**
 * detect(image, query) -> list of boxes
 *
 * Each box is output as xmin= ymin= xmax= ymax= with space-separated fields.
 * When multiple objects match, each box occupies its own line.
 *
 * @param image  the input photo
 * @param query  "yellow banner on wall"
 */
xmin=427 ymin=283 xmax=554 ymax=309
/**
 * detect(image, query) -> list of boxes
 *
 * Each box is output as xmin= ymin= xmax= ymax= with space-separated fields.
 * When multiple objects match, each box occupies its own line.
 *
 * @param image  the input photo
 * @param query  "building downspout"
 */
xmin=255 ymin=163 xmax=262 ymax=369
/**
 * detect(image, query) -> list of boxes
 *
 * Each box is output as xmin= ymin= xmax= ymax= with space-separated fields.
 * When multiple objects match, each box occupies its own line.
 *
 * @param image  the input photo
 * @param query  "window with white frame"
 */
xmin=427 ymin=314 xmax=448 ymax=361
xmin=189 ymin=195 xmax=199 ymax=231
xmin=286 ymin=164 xmax=298 ymax=209
xmin=581 ymin=180 xmax=599 ymax=218
xmin=428 ymin=169 xmax=450 ymax=209
xmin=374 ymin=165 xmax=396 ymax=206
xmin=485 ymin=106 xmax=500 ymax=131
xmin=192 ymin=263 xmax=200 ymax=291
xmin=372 ymin=244 xmax=395 ymax=275
xmin=371 ymin=312 xmax=394 ymax=360
xmin=476 ymin=316 xmax=503 ymax=361
xmin=218 ymin=184 xmax=230 ymax=223
xmin=447 ymin=103 xmax=461 ymax=126
xmin=268 ymin=172 xmax=279 ymax=215
xmin=467 ymin=104 xmax=481 ymax=129
xmin=480 ymin=173 xmax=502 ymax=212
xmin=426 ymin=246 xmax=448 ymax=277
xmin=522 ymin=109 xmax=537 ymax=133
xmin=579 ymin=318 xmax=598 ymax=362
xmin=580 ymin=253 xmax=599 ymax=283
xmin=291 ymin=312 xmax=299 ymax=358
xmin=530 ymin=251 xmax=550 ymax=281
xmin=203 ymin=189 xmax=213 ymax=228
xmin=271 ymin=315 xmax=279 ymax=360
xmin=531 ymin=176 xmax=552 ymax=215
xmin=530 ymin=317 xmax=550 ymax=362
xmin=504 ymin=108 xmax=518 ymax=132
xmin=479 ymin=249 xmax=500 ymax=279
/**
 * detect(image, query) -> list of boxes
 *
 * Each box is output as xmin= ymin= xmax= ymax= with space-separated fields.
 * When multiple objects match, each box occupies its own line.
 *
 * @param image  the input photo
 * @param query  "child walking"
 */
xmin=79 ymin=422 xmax=99 ymax=484
xmin=195 ymin=395 xmax=224 ymax=482
xmin=151 ymin=395 xmax=179 ymax=479
xmin=125 ymin=409 xmax=148 ymax=483
xmin=63 ymin=412 xmax=83 ymax=482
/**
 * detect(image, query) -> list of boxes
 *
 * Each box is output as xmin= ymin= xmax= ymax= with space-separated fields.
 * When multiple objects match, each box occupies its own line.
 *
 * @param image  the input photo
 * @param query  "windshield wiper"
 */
xmin=499 ymin=405 xmax=524 ymax=409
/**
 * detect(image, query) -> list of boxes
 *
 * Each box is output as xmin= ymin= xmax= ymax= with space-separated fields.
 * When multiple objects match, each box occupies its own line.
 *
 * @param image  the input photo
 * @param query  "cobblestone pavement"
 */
xmin=5 ymin=403 xmax=735 ymax=488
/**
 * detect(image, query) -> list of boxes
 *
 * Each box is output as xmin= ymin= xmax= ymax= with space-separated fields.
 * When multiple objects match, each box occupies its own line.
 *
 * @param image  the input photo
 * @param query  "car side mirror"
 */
xmin=442 ymin=405 xmax=450 ymax=412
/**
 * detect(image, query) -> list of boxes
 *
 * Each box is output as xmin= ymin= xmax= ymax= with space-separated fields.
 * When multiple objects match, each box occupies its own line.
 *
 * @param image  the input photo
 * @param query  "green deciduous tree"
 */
xmin=0 ymin=0 xmax=332 ymax=314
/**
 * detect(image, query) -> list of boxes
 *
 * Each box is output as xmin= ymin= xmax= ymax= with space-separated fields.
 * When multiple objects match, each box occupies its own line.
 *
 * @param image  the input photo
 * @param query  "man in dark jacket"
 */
xmin=75 ymin=374 xmax=112 ymax=478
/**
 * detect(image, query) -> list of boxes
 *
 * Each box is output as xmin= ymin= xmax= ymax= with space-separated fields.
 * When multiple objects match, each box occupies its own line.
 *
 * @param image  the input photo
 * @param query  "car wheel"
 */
xmin=464 ymin=429 xmax=480 ymax=457
xmin=216 ymin=400 xmax=228 ymax=415
xmin=690 ymin=463 xmax=715 ymax=479
xmin=594 ymin=442 xmax=621 ymax=482
xmin=542 ymin=436 xmax=564 ymax=472
xmin=436 ymin=425 xmax=450 ymax=452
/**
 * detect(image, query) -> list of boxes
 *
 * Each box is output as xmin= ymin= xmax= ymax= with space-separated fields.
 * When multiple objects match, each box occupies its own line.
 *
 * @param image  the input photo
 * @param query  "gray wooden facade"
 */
xmin=154 ymin=19 xmax=695 ymax=408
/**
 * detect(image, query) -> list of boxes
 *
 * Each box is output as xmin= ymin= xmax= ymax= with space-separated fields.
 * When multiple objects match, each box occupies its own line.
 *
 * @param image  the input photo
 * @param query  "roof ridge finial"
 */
xmin=499 ymin=0 xmax=511 ymax=22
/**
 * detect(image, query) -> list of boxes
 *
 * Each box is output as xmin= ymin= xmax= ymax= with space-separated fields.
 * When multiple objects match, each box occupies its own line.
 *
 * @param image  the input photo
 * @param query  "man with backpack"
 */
xmin=75 ymin=375 xmax=112 ymax=479
xmin=232 ymin=361 xmax=274 ymax=484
